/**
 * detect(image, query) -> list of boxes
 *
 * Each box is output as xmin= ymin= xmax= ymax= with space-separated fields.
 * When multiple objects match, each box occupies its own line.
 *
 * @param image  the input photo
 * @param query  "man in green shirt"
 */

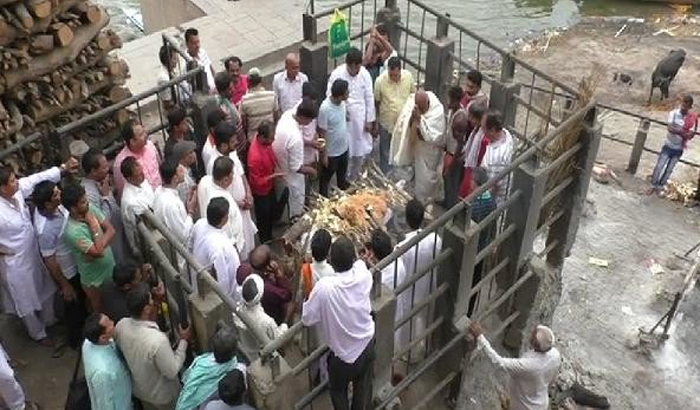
xmin=62 ymin=183 xmax=116 ymax=312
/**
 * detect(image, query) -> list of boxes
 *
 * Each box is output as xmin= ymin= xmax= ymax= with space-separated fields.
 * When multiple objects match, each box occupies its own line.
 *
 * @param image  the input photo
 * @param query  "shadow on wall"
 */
xmin=140 ymin=0 xmax=206 ymax=34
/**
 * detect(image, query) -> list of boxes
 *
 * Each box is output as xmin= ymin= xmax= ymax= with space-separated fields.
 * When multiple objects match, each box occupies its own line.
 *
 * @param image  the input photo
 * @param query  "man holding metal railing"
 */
xmin=184 ymin=28 xmax=216 ymax=92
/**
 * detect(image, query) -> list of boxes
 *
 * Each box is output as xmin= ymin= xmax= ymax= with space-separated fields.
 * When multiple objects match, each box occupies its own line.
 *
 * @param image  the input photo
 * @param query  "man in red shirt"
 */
xmin=247 ymin=120 xmax=288 ymax=243
xmin=225 ymin=56 xmax=248 ymax=107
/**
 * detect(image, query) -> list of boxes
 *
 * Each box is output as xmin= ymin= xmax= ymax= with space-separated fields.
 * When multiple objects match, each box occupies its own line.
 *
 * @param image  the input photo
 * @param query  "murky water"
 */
xmin=106 ymin=0 xmax=693 ymax=45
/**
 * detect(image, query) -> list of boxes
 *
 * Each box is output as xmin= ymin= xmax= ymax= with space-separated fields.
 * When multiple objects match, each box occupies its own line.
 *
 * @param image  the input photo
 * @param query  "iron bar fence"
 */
xmin=302 ymin=0 xmax=699 ymax=176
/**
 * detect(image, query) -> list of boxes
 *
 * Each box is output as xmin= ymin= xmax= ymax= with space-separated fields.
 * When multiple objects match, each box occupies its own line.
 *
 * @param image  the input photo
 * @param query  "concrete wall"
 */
xmin=141 ymin=0 xmax=206 ymax=34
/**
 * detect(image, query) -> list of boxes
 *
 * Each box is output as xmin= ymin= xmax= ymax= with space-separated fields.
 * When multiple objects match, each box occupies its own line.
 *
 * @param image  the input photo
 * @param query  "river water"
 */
xmin=104 ymin=0 xmax=691 ymax=46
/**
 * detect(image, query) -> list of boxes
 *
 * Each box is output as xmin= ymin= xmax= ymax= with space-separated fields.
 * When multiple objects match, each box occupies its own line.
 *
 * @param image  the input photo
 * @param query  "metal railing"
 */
xmin=136 ymin=210 xmax=274 ymax=362
xmin=302 ymin=0 xmax=700 ymax=176
xmin=257 ymin=95 xmax=596 ymax=409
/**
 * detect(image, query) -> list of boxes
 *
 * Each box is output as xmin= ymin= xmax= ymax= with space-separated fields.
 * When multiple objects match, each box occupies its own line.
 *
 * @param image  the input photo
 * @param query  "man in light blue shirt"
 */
xmin=82 ymin=313 xmax=133 ymax=410
xmin=317 ymin=79 xmax=351 ymax=197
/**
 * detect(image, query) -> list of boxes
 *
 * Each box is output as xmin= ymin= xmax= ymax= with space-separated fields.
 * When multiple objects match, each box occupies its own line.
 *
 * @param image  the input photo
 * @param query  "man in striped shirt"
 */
xmin=240 ymin=68 xmax=277 ymax=141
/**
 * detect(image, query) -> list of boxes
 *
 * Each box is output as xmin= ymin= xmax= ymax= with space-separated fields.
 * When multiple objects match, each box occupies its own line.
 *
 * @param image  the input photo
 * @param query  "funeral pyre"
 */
xmin=282 ymin=165 xmax=416 ymax=250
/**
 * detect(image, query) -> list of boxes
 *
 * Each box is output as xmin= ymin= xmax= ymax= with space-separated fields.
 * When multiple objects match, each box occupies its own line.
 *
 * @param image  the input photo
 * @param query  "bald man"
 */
xmin=273 ymin=53 xmax=309 ymax=115
xmin=409 ymin=90 xmax=446 ymax=203
xmin=469 ymin=321 xmax=561 ymax=410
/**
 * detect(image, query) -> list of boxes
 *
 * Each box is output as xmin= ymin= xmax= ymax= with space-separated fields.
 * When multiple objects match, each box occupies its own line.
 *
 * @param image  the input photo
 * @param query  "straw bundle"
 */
xmin=536 ymin=64 xmax=604 ymax=228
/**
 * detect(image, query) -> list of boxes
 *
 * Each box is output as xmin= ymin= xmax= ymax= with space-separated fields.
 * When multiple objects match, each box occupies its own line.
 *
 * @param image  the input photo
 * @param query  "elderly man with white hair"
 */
xmin=469 ymin=321 xmax=561 ymax=410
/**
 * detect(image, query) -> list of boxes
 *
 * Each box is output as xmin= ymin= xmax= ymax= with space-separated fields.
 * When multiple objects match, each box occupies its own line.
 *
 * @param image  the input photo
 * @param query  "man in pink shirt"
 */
xmin=225 ymin=56 xmax=248 ymax=107
xmin=113 ymin=120 xmax=162 ymax=199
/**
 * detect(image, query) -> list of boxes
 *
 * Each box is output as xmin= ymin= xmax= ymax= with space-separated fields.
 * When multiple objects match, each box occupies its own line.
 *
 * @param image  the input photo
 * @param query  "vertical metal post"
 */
xmin=546 ymin=106 xmax=601 ymax=266
xmin=627 ymin=119 xmax=651 ymax=175
xmin=436 ymin=13 xmax=449 ymax=38
xmin=500 ymin=53 xmax=516 ymax=83
xmin=303 ymin=13 xmax=318 ymax=44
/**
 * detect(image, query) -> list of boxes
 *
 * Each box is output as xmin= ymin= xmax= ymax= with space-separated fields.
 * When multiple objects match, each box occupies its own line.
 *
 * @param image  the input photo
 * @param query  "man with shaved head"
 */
xmin=409 ymin=89 xmax=446 ymax=203
xmin=273 ymin=53 xmax=309 ymax=115
xmin=469 ymin=321 xmax=561 ymax=410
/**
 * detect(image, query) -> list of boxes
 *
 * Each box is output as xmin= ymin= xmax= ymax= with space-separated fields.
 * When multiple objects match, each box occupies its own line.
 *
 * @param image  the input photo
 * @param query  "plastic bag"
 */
xmin=328 ymin=9 xmax=350 ymax=58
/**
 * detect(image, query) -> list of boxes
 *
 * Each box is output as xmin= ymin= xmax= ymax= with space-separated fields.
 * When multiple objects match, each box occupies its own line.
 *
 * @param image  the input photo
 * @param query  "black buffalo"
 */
xmin=648 ymin=49 xmax=686 ymax=103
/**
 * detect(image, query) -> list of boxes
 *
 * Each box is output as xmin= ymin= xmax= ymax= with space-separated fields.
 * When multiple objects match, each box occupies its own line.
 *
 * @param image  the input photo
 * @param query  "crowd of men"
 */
xmin=0 ymin=25 xmax=566 ymax=410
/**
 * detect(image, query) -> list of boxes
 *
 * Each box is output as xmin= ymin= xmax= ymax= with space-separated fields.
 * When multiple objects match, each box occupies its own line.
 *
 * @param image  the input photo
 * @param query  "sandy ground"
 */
xmin=552 ymin=171 xmax=700 ymax=410
xmin=517 ymin=16 xmax=700 ymax=185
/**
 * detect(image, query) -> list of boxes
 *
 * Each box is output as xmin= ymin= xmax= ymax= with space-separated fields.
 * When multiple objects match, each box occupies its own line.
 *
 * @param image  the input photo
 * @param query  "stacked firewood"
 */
xmin=0 ymin=0 xmax=131 ymax=173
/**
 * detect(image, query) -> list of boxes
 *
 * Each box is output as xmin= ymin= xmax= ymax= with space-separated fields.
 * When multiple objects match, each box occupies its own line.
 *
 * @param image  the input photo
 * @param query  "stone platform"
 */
xmin=115 ymin=0 xmax=308 ymax=101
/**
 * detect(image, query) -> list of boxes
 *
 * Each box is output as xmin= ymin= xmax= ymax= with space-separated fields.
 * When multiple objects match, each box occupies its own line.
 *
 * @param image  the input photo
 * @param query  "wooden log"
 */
xmin=0 ymin=15 xmax=9 ymax=38
xmin=0 ymin=101 xmax=8 ymax=121
xmin=0 ymin=102 xmax=23 ymax=141
xmin=12 ymin=2 xmax=34 ymax=30
xmin=114 ymin=109 xmax=129 ymax=125
xmin=0 ymin=9 xmax=108 ymax=93
xmin=94 ymin=32 xmax=110 ymax=50
xmin=79 ymin=4 xmax=99 ymax=24
xmin=30 ymin=34 xmax=54 ymax=54
xmin=107 ymin=85 xmax=128 ymax=103
xmin=0 ymin=0 xmax=86 ymax=47
xmin=50 ymin=22 xmax=73 ymax=46
xmin=27 ymin=0 xmax=52 ymax=19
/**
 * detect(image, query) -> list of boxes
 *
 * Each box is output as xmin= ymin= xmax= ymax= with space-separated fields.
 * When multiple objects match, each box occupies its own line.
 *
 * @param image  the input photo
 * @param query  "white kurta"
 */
xmin=197 ymin=176 xmax=246 ymax=255
xmin=483 ymin=130 xmax=514 ymax=205
xmin=380 ymin=259 xmax=410 ymax=352
xmin=120 ymin=180 xmax=156 ymax=258
xmin=0 ymin=167 xmax=59 ymax=318
xmin=0 ymin=342 xmax=24 ymax=409
xmin=413 ymin=92 xmax=446 ymax=203
xmin=233 ymin=274 xmax=287 ymax=360
xmin=327 ymin=64 xmax=376 ymax=158
xmin=205 ymin=151 xmax=258 ymax=258
xmin=272 ymin=110 xmax=305 ymax=217
xmin=152 ymin=186 xmax=193 ymax=246
xmin=190 ymin=219 xmax=240 ymax=299
xmin=397 ymin=229 xmax=442 ymax=355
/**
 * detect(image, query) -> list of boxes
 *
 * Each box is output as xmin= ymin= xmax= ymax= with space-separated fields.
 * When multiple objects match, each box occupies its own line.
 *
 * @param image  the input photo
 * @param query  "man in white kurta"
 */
xmin=206 ymin=148 xmax=257 ymax=256
xmin=120 ymin=159 xmax=156 ymax=261
xmin=234 ymin=274 xmax=288 ymax=360
xmin=272 ymin=101 xmax=318 ymax=218
xmin=0 ymin=162 xmax=75 ymax=341
xmin=190 ymin=200 xmax=240 ymax=299
xmin=397 ymin=199 xmax=442 ymax=360
xmin=197 ymin=157 xmax=246 ymax=257
xmin=153 ymin=162 xmax=195 ymax=247
xmin=326 ymin=47 xmax=376 ymax=182
xmin=0 ymin=342 xmax=26 ymax=409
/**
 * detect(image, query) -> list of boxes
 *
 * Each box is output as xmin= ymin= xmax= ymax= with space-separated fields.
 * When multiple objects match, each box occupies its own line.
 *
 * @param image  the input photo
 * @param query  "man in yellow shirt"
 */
xmin=374 ymin=57 xmax=416 ymax=174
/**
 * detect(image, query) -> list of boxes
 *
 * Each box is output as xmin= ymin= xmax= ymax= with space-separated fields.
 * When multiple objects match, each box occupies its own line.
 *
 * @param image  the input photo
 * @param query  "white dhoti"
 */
xmin=414 ymin=140 xmax=444 ymax=204
xmin=0 ymin=343 xmax=25 ymax=410
xmin=391 ymin=92 xmax=446 ymax=203
xmin=327 ymin=64 xmax=376 ymax=181
xmin=285 ymin=173 xmax=305 ymax=218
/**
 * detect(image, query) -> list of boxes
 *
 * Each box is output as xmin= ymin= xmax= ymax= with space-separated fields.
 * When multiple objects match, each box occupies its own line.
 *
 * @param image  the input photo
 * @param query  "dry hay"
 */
xmin=533 ymin=65 xmax=604 ymax=232
xmin=663 ymin=180 xmax=698 ymax=204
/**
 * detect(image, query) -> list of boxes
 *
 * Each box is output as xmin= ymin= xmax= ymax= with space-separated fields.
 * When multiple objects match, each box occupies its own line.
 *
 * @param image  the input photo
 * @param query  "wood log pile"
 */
xmin=0 ymin=0 xmax=132 ymax=173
